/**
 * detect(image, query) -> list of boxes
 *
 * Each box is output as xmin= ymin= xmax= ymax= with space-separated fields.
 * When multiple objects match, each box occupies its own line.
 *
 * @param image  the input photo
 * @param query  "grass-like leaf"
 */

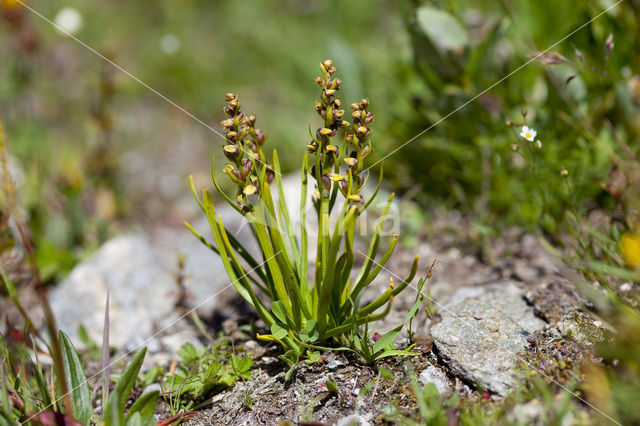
xmin=59 ymin=331 xmax=93 ymax=424
xmin=124 ymin=390 xmax=159 ymax=426
xmin=105 ymin=347 xmax=146 ymax=421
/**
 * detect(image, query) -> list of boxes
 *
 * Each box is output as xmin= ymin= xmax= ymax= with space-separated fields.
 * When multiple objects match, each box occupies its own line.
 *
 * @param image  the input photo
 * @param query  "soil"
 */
xmin=158 ymin=211 xmax=601 ymax=425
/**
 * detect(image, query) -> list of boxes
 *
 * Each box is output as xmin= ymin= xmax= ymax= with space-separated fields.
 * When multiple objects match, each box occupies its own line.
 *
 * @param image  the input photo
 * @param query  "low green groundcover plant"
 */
xmin=187 ymin=59 xmax=427 ymax=367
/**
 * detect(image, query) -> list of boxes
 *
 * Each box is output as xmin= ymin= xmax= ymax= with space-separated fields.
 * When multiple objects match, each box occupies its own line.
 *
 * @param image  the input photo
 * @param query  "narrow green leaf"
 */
xmin=102 ymin=289 xmax=111 ymax=410
xmin=59 ymin=331 xmax=93 ymax=424
xmin=361 ymin=163 xmax=384 ymax=211
xmin=372 ymin=325 xmax=402 ymax=354
xmin=103 ymin=388 xmax=121 ymax=426
xmin=373 ymin=349 xmax=419 ymax=360
xmin=188 ymin=175 xmax=204 ymax=210
xmin=0 ymin=267 xmax=17 ymax=300
xmin=373 ymin=289 xmax=424 ymax=354
xmin=109 ymin=347 xmax=146 ymax=420
xmin=273 ymin=150 xmax=300 ymax=262
xmin=299 ymin=154 xmax=309 ymax=296
xmin=125 ymin=391 xmax=159 ymax=425
xmin=125 ymin=412 xmax=143 ymax=426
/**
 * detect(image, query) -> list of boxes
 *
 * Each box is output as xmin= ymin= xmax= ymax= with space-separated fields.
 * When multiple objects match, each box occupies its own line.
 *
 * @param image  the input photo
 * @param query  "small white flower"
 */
xmin=535 ymin=140 xmax=542 ymax=149
xmin=160 ymin=34 xmax=181 ymax=55
xmin=520 ymin=125 xmax=537 ymax=142
xmin=54 ymin=7 xmax=83 ymax=35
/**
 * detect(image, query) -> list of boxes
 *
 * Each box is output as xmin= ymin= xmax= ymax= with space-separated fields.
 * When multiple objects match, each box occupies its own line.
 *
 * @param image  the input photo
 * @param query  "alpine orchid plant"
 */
xmin=187 ymin=60 xmax=427 ymax=366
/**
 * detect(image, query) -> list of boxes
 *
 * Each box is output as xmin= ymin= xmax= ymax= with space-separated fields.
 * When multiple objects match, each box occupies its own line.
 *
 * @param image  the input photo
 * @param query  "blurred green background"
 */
xmin=1 ymin=0 xmax=639 ymax=274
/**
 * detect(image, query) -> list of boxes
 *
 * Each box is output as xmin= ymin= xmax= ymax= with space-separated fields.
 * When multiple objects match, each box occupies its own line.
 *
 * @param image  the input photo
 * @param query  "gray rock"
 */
xmin=337 ymin=413 xmax=371 ymax=426
xmin=49 ymin=235 xmax=201 ymax=355
xmin=155 ymin=206 xmax=257 ymax=317
xmin=430 ymin=282 xmax=546 ymax=395
xmin=418 ymin=365 xmax=452 ymax=397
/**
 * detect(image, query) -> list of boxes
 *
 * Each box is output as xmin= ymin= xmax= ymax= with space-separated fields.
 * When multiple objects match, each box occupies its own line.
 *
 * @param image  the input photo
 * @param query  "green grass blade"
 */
xmin=372 ymin=290 xmax=423 ymax=353
xmin=124 ymin=390 xmax=159 ymax=425
xmin=58 ymin=331 xmax=93 ymax=424
xmin=361 ymin=163 xmax=384 ymax=211
xmin=102 ymin=290 xmax=111 ymax=410
xmin=110 ymin=348 xmax=146 ymax=420
xmin=217 ymin=216 xmax=272 ymax=310
xmin=125 ymin=412 xmax=143 ymax=426
xmin=347 ymin=236 xmax=399 ymax=315
xmin=210 ymin=154 xmax=245 ymax=214
xmin=188 ymin=175 xmax=204 ymax=210
xmin=103 ymin=387 xmax=121 ymax=426
xmin=273 ymin=150 xmax=300 ymax=263
xmin=299 ymin=155 xmax=309 ymax=295
xmin=358 ymin=255 xmax=419 ymax=318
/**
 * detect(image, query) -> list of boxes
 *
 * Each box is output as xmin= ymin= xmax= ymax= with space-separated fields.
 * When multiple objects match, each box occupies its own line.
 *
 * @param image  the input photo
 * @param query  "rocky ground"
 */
xmin=18 ymin=197 xmax=603 ymax=425
xmin=0 ymin=152 xmax=606 ymax=424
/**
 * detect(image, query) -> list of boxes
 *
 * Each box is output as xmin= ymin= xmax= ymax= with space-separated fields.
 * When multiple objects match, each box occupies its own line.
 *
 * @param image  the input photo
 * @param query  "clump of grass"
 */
xmin=188 ymin=59 xmax=428 ymax=369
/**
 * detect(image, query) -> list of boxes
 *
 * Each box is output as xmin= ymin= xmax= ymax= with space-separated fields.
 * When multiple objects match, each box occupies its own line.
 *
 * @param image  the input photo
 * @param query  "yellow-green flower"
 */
xmin=620 ymin=230 xmax=640 ymax=270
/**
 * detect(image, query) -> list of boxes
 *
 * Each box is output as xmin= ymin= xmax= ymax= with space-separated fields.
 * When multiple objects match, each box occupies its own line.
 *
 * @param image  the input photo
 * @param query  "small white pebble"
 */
xmin=620 ymin=283 xmax=632 ymax=292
